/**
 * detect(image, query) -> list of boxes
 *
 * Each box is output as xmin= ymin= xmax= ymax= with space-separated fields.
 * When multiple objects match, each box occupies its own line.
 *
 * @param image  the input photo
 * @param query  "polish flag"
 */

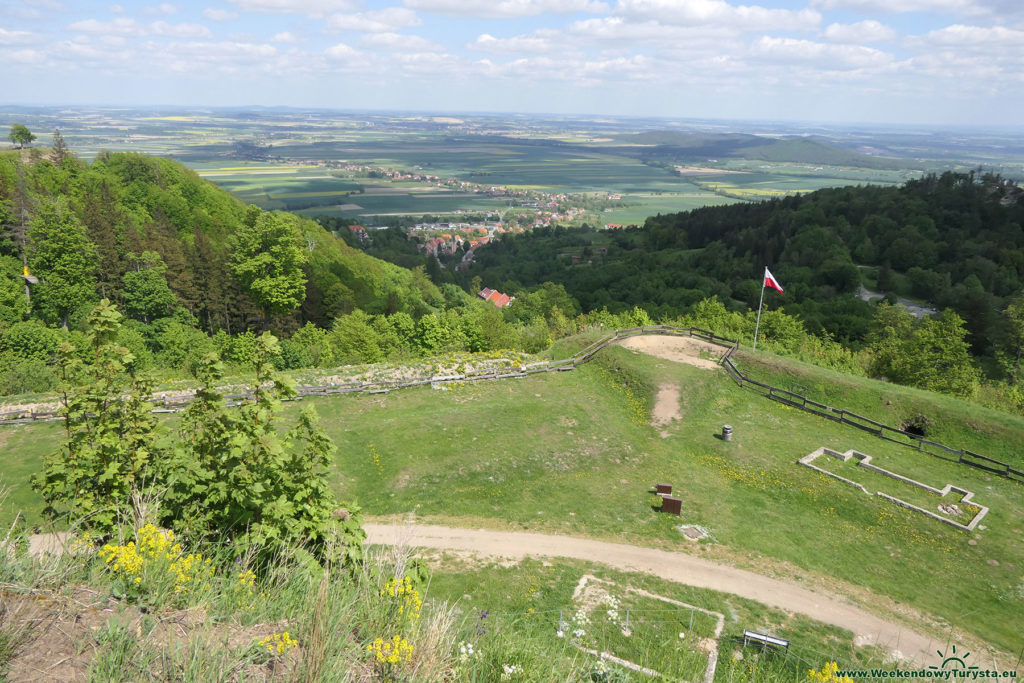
xmin=764 ymin=268 xmax=783 ymax=294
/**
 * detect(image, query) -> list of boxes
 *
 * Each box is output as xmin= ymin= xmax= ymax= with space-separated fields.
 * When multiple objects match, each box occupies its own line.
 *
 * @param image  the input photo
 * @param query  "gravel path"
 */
xmin=365 ymin=523 xmax=944 ymax=666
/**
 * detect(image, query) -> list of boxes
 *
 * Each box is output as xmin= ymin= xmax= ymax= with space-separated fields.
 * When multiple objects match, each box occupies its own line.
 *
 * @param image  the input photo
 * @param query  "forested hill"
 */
xmin=617 ymin=131 xmax=908 ymax=170
xmin=469 ymin=172 xmax=1024 ymax=356
xmin=0 ymin=149 xmax=442 ymax=333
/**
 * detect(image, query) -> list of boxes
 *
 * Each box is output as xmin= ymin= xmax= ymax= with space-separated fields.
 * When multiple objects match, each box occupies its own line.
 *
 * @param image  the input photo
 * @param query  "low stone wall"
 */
xmin=798 ymin=447 xmax=989 ymax=532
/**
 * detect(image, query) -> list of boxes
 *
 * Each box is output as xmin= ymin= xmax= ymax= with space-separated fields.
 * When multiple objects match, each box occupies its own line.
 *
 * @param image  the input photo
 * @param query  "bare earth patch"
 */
xmin=651 ymin=383 xmax=681 ymax=438
xmin=616 ymin=336 xmax=723 ymax=370
xmin=3 ymin=586 xmax=296 ymax=682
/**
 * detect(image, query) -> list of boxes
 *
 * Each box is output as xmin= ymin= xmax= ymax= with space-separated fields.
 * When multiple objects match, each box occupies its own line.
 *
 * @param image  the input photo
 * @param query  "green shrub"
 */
xmin=0 ymin=320 xmax=63 ymax=361
xmin=0 ymin=353 xmax=57 ymax=395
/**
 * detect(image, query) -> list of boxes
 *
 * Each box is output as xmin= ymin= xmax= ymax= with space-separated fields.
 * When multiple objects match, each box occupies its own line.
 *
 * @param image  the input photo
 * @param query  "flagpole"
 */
xmin=752 ymin=268 xmax=766 ymax=352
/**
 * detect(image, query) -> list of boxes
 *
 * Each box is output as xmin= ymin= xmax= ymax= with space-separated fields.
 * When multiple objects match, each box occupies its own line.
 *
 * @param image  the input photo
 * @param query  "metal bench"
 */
xmin=742 ymin=630 xmax=789 ymax=652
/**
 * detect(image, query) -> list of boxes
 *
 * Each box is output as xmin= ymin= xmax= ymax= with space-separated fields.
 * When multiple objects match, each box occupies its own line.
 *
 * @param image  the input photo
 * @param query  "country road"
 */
xmin=366 ymin=523 xmax=948 ymax=667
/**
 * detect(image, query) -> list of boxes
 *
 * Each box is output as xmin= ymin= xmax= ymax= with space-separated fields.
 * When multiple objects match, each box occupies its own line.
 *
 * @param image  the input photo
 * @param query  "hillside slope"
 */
xmin=0 ymin=150 xmax=442 ymax=332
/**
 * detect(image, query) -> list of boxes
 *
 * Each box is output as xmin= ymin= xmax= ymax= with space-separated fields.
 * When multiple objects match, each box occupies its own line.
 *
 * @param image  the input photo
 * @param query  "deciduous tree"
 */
xmin=229 ymin=208 xmax=308 ymax=328
xmin=7 ymin=124 xmax=35 ymax=149
xmin=27 ymin=198 xmax=97 ymax=329
xmin=122 ymin=250 xmax=178 ymax=323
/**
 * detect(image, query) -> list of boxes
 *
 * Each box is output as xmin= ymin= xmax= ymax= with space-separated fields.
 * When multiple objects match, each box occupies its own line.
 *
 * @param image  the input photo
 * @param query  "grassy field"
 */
xmin=3 ymin=339 xmax=1023 ymax=659
xmin=601 ymin=192 xmax=736 ymax=225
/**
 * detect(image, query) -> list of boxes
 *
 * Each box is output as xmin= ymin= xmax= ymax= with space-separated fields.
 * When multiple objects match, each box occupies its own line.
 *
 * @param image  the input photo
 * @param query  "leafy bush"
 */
xmin=32 ymin=300 xmax=164 ymax=534
xmin=151 ymin=318 xmax=213 ymax=371
xmin=0 ymin=320 xmax=63 ymax=361
xmin=0 ymin=354 xmax=57 ymax=395
xmin=164 ymin=334 xmax=363 ymax=564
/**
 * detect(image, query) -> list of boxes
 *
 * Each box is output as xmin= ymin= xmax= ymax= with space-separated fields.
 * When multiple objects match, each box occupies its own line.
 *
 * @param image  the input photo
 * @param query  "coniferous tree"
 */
xmin=50 ymin=129 xmax=69 ymax=164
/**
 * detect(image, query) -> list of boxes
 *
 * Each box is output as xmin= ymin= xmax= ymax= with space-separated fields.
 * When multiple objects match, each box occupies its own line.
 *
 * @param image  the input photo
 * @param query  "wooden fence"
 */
xmin=720 ymin=343 xmax=1023 ymax=484
xmin=0 ymin=325 xmax=1020 ymax=485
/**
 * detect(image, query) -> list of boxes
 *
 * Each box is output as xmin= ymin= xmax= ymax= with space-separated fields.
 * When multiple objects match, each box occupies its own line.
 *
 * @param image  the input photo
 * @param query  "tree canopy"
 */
xmin=7 ymin=124 xmax=35 ymax=149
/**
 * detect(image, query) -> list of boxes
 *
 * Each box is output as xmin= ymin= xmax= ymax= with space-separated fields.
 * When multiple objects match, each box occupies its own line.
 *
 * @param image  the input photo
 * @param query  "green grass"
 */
xmin=601 ymin=192 xmax=736 ymax=225
xmin=809 ymin=450 xmax=984 ymax=521
xmin=2 ymin=340 xmax=1023 ymax=655
xmin=424 ymin=556 xmax=890 ymax=682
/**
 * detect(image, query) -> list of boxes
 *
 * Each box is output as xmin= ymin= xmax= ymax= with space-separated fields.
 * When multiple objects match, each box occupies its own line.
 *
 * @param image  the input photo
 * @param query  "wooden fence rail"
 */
xmin=0 ymin=325 xmax=1018 ymax=484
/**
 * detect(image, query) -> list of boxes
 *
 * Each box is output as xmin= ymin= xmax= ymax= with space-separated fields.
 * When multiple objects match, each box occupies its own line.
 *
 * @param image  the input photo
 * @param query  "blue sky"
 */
xmin=2 ymin=0 xmax=1022 ymax=125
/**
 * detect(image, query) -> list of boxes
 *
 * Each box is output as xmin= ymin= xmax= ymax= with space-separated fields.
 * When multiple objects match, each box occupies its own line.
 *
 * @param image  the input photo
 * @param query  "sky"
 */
xmin=1 ymin=0 xmax=1023 ymax=126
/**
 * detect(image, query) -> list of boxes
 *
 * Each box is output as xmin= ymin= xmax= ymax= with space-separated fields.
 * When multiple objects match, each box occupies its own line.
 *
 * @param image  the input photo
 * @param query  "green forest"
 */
xmin=461 ymin=172 xmax=1024 ymax=403
xmin=0 ymin=145 xmax=577 ymax=394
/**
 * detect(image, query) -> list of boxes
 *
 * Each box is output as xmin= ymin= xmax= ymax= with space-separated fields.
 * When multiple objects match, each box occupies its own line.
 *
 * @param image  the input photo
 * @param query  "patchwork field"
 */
xmin=0 ymin=108 xmax=940 ymax=221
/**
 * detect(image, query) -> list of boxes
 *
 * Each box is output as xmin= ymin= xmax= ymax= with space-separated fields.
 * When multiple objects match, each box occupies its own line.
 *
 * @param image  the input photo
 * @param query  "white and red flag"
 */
xmin=764 ymin=267 xmax=783 ymax=294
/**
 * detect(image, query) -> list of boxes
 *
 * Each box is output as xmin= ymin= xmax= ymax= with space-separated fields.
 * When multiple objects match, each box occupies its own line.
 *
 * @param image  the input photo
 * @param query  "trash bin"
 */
xmin=661 ymin=496 xmax=682 ymax=515
xmin=722 ymin=425 xmax=733 ymax=441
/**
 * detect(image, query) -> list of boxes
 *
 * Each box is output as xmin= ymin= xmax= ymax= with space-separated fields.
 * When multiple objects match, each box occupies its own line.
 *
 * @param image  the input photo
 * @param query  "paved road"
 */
xmin=366 ymin=523 xmax=944 ymax=667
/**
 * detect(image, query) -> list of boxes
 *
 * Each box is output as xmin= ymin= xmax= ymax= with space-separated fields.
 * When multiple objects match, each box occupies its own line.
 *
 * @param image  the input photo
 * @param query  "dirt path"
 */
xmin=365 ymin=523 xmax=944 ymax=667
xmin=651 ymin=383 xmax=681 ymax=437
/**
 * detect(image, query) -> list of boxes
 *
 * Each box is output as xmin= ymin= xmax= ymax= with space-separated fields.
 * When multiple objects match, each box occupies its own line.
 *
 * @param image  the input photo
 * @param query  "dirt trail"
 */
xmin=651 ymin=383 xmax=681 ymax=437
xmin=366 ymin=523 xmax=944 ymax=667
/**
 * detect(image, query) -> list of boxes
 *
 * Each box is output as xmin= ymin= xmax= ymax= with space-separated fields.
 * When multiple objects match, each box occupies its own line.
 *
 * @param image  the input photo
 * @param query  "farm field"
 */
xmin=0 ymin=107 xmax=960 ymax=221
xmin=600 ymin=192 xmax=736 ymax=225
xmin=3 ymin=337 xmax=1023 ymax=660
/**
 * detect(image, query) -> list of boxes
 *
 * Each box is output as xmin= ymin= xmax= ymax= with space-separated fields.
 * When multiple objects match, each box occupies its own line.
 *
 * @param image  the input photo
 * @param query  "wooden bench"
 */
xmin=742 ymin=630 xmax=789 ymax=651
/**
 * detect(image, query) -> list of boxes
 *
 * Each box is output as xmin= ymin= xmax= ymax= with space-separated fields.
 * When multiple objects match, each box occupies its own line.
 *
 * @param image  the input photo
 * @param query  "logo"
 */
xmin=928 ymin=645 xmax=980 ymax=672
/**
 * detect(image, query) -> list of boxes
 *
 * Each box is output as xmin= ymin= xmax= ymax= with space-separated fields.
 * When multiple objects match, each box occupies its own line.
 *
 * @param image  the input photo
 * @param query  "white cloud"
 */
xmin=480 ymin=52 xmax=653 ymax=86
xmin=327 ymin=8 xmax=421 ymax=32
xmin=749 ymin=36 xmax=893 ymax=69
xmin=227 ymin=0 xmax=359 ymax=16
xmin=271 ymin=31 xmax=299 ymax=42
xmin=68 ymin=18 xmax=148 ymax=36
xmin=810 ymin=0 xmax=971 ymax=12
xmin=325 ymin=42 xmax=360 ymax=58
xmin=0 ymin=28 xmax=37 ymax=45
xmin=110 ymin=4 xmax=125 ymax=12
xmin=569 ymin=16 xmax=737 ymax=43
xmin=614 ymin=0 xmax=821 ymax=31
xmin=25 ymin=0 xmax=64 ymax=10
xmin=358 ymin=32 xmax=442 ymax=51
xmin=152 ymin=40 xmax=278 ymax=66
xmin=911 ymin=23 xmax=1024 ymax=48
xmin=143 ymin=3 xmax=179 ymax=14
xmin=151 ymin=21 xmax=213 ymax=38
xmin=823 ymin=20 xmax=896 ymax=43
xmin=467 ymin=16 xmax=741 ymax=56
xmin=4 ymin=48 xmax=47 ymax=65
xmin=403 ymin=0 xmax=609 ymax=19
xmin=203 ymin=8 xmax=239 ymax=21
xmin=67 ymin=18 xmax=213 ymax=39
xmin=468 ymin=31 xmax=555 ymax=52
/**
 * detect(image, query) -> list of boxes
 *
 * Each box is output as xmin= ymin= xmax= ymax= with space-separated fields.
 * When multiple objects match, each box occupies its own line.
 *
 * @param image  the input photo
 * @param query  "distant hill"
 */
xmin=617 ymin=131 xmax=908 ymax=170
